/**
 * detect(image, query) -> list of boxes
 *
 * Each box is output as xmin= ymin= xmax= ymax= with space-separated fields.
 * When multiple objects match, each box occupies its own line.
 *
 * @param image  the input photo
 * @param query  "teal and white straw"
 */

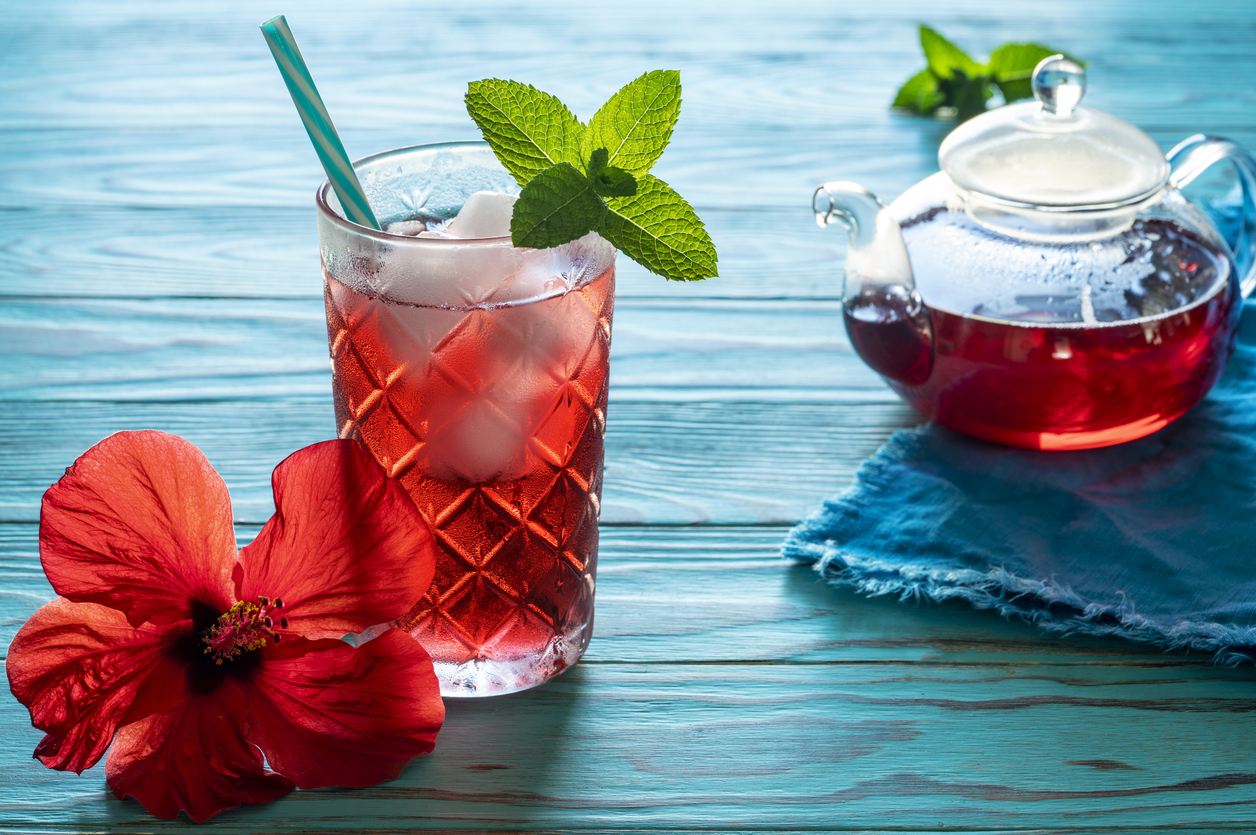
xmin=260 ymin=15 xmax=380 ymax=230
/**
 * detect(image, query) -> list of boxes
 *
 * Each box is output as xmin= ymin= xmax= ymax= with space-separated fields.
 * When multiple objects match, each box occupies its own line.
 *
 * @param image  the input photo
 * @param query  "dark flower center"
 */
xmin=166 ymin=597 xmax=290 ymax=696
xmin=203 ymin=596 xmax=287 ymax=664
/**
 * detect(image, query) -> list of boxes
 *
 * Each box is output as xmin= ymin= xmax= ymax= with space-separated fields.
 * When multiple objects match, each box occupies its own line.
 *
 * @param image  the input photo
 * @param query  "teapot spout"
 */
xmin=813 ymin=182 xmax=934 ymax=387
xmin=813 ymin=182 xmax=916 ymax=290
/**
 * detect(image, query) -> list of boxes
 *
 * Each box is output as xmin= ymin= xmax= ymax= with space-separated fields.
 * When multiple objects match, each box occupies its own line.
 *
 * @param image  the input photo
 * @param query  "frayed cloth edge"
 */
xmin=801 ymin=541 xmax=1256 ymax=668
xmin=781 ymin=428 xmax=1256 ymax=668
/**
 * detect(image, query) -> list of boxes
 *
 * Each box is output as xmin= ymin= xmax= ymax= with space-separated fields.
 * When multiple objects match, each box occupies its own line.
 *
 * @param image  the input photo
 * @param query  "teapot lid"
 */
xmin=938 ymin=56 xmax=1169 ymax=209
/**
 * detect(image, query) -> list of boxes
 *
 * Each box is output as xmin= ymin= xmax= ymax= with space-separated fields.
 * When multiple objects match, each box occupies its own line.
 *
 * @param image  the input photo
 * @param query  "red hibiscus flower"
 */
xmin=7 ymin=431 xmax=444 ymax=822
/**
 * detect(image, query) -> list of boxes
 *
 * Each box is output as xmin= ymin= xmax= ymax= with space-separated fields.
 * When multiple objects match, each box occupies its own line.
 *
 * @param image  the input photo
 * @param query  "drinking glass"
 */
xmin=316 ymin=142 xmax=616 ymax=696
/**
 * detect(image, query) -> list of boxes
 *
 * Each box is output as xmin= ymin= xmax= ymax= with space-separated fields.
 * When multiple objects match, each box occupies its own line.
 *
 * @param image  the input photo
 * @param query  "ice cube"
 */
xmin=384 ymin=214 xmax=451 ymax=238
xmin=419 ymin=293 xmax=600 ymax=485
xmin=384 ymin=219 xmax=430 ymax=237
xmin=488 ymin=248 xmax=570 ymax=305
xmin=486 ymin=232 xmax=611 ymax=305
xmin=446 ymin=191 xmax=517 ymax=239
xmin=425 ymin=396 xmax=531 ymax=484
xmin=368 ymin=236 xmax=522 ymax=306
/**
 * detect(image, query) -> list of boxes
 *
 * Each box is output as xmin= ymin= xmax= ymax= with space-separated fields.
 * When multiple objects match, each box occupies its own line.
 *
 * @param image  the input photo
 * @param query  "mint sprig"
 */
xmin=583 ymin=71 xmax=681 ymax=176
xmin=464 ymin=80 xmax=583 ymax=179
xmin=466 ymin=71 xmax=717 ymax=282
xmin=892 ymin=25 xmax=1084 ymax=121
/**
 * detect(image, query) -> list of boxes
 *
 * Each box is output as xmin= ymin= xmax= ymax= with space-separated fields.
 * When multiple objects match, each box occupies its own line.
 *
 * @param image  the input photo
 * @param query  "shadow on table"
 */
xmin=781 ymin=560 xmax=1228 ymax=665
xmin=62 ymin=671 xmax=588 ymax=832
xmin=392 ymin=667 xmax=590 ymax=823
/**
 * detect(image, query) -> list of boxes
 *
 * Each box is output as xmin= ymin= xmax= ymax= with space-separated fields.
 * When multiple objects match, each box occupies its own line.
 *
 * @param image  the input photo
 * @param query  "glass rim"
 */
xmin=314 ymin=140 xmax=516 ymax=246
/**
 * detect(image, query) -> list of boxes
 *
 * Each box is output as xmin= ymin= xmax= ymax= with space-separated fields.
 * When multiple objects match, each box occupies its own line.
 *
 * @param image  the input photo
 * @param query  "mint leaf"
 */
xmin=598 ymin=175 xmax=717 ymax=282
xmin=510 ymin=163 xmax=604 ymax=249
xmin=591 ymin=165 xmax=637 ymax=198
xmin=919 ymin=25 xmax=982 ymax=79
xmin=585 ymin=147 xmax=609 ymax=176
xmin=989 ymin=43 xmax=1083 ymax=102
xmin=585 ymin=147 xmax=637 ymax=197
xmin=891 ymin=27 xmax=1082 ymax=122
xmin=466 ymin=79 xmax=585 ymax=185
xmin=892 ymin=68 xmax=945 ymax=114
xmin=945 ymin=70 xmax=993 ymax=121
xmin=584 ymin=70 xmax=681 ymax=176
xmin=466 ymin=72 xmax=715 ymax=282
xmin=987 ymin=43 xmax=1058 ymax=78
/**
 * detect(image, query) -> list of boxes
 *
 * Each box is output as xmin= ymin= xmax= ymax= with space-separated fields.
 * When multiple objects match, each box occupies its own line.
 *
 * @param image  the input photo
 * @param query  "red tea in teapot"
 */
xmin=849 ymin=213 xmax=1240 ymax=450
xmin=843 ymin=285 xmax=934 ymax=386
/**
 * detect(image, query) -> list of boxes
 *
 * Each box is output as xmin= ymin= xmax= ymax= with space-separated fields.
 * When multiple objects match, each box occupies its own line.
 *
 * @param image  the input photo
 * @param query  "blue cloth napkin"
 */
xmin=785 ymin=204 xmax=1256 ymax=666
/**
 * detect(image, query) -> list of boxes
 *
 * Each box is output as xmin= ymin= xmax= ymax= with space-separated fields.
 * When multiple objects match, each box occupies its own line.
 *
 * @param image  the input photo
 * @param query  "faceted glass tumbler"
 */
xmin=316 ymin=143 xmax=616 ymax=696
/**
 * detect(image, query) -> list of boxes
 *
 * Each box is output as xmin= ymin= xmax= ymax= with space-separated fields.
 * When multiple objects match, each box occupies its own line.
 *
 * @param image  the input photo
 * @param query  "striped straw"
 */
xmin=260 ymin=15 xmax=381 ymax=230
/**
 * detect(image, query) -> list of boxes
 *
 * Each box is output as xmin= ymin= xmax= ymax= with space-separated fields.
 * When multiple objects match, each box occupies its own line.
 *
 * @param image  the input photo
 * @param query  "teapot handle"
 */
xmin=1167 ymin=134 xmax=1256 ymax=297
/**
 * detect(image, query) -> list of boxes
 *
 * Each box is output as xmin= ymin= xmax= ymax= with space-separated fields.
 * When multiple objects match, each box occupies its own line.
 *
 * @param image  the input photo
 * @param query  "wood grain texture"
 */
xmin=0 ymin=298 xmax=899 ymax=402
xmin=2 ymin=525 xmax=1255 ymax=833
xmin=2 ymin=1 xmax=1255 ymax=305
xmin=4 ymin=0 xmax=1256 ymax=831
xmin=0 ymin=523 xmax=1243 ymax=668
xmin=0 ymin=206 xmax=844 ymax=301
xmin=2 ymin=662 xmax=1255 ymax=832
xmin=0 ymin=400 xmax=919 ymax=525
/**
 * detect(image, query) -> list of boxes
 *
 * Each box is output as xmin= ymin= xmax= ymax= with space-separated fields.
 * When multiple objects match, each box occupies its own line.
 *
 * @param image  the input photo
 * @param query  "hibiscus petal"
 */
xmin=106 ymin=689 xmax=295 ymax=823
xmin=40 ymin=431 xmax=237 ymax=627
xmin=6 ymin=597 xmax=187 ymax=774
xmin=238 ymin=440 xmax=435 ymax=639
xmin=245 ymin=628 xmax=444 ymax=789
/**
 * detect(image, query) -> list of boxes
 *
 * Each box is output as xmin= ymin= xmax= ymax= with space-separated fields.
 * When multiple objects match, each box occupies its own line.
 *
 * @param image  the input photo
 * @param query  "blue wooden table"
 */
xmin=3 ymin=0 xmax=1256 ymax=830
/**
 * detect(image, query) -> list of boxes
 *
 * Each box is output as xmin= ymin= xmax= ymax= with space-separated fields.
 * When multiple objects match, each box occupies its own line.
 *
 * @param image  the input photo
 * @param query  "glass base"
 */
xmin=436 ymin=630 xmax=588 ymax=698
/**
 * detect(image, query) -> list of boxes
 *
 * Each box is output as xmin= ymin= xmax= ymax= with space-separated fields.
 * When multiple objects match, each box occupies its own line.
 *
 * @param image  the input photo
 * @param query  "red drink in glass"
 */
xmin=317 ymin=143 xmax=616 ymax=695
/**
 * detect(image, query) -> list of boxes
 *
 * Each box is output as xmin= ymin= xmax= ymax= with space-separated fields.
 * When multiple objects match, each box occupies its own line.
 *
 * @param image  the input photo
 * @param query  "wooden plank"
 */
xmin=1 ymin=524 xmax=1254 ymax=832
xmin=2 ymin=173 xmax=1245 ymax=307
xmin=0 ymin=400 xmax=920 ymax=524
xmin=0 ymin=657 xmax=1253 ymax=832
xmin=1 ymin=2 xmax=1253 ymax=218
xmin=0 ymin=206 xmax=846 ymax=302
xmin=3 ymin=0 xmax=1253 ymax=132
xmin=0 ymin=127 xmax=946 ymax=212
xmin=0 ymin=298 xmax=898 ymax=403
xmin=0 ymin=523 xmax=1237 ymax=669
xmin=5 ymin=125 xmax=1253 ymax=216
xmin=3 ymin=1 xmax=1251 ymax=311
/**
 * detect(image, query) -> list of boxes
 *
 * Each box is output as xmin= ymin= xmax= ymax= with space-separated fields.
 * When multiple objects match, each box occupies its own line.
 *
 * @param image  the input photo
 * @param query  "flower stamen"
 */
xmin=203 ymin=598 xmax=286 ymax=664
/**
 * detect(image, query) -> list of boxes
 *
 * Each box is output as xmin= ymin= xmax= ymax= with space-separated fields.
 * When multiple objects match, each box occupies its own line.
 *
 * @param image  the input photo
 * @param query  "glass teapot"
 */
xmin=815 ymin=57 xmax=1256 ymax=450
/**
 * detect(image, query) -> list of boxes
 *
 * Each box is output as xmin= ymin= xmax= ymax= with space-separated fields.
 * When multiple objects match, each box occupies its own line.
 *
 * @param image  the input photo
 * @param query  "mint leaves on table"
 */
xmin=466 ymin=71 xmax=717 ymax=282
xmin=893 ymin=25 xmax=1084 ymax=121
